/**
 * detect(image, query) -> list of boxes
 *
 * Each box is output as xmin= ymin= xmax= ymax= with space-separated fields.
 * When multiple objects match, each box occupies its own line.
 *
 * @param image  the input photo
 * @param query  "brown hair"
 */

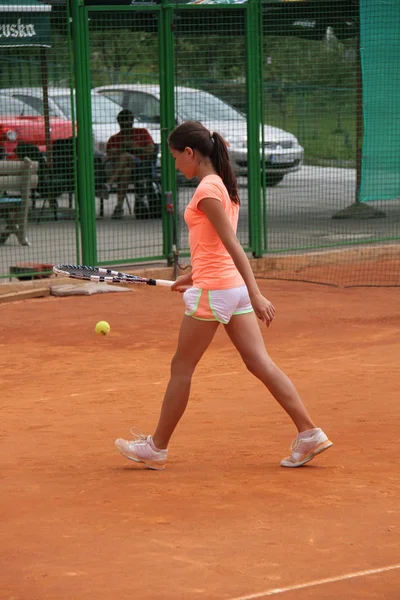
xmin=117 ymin=109 xmax=134 ymax=125
xmin=168 ymin=121 xmax=239 ymax=204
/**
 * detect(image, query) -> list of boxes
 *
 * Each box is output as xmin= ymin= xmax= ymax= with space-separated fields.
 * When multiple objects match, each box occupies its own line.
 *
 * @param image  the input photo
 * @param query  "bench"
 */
xmin=0 ymin=158 xmax=38 ymax=246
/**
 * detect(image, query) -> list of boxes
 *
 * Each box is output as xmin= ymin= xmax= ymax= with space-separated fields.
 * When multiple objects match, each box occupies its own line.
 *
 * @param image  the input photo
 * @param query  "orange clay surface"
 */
xmin=1 ymin=279 xmax=399 ymax=600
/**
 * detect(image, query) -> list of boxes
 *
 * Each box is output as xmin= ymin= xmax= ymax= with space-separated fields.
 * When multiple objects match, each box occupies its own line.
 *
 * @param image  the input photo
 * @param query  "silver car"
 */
xmin=94 ymin=84 xmax=304 ymax=186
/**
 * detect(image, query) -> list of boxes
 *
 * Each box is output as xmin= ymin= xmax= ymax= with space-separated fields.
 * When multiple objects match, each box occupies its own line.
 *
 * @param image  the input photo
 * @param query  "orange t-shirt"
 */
xmin=184 ymin=174 xmax=244 ymax=289
xmin=106 ymin=128 xmax=154 ymax=161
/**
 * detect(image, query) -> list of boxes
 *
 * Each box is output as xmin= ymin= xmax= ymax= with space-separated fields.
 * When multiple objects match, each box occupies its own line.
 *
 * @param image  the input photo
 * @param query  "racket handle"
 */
xmin=154 ymin=279 xmax=175 ymax=287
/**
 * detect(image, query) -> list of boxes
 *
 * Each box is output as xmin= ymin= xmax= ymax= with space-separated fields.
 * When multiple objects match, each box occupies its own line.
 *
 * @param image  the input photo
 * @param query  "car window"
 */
xmin=124 ymin=92 xmax=160 ymax=124
xmin=52 ymin=93 xmax=121 ymax=124
xmin=176 ymin=91 xmax=244 ymax=122
xmin=49 ymin=94 xmax=73 ymax=119
xmin=13 ymin=94 xmax=61 ymax=117
xmin=98 ymin=90 xmax=124 ymax=107
xmin=0 ymin=95 xmax=41 ymax=117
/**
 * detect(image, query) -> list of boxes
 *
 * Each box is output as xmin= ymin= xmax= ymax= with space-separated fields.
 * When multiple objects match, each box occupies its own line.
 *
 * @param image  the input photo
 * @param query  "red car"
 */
xmin=0 ymin=93 xmax=73 ymax=160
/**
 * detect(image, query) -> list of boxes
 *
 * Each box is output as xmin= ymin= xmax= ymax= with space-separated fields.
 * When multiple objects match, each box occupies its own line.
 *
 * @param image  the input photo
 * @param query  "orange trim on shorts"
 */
xmin=185 ymin=289 xmax=215 ymax=320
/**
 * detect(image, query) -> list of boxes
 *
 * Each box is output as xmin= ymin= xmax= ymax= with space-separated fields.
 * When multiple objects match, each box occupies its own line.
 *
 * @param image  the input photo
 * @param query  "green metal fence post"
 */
xmin=259 ymin=2 xmax=267 ymax=253
xmin=159 ymin=1 xmax=177 ymax=261
xmin=246 ymin=0 xmax=262 ymax=257
xmin=65 ymin=0 xmax=81 ymax=263
xmin=70 ymin=0 xmax=97 ymax=266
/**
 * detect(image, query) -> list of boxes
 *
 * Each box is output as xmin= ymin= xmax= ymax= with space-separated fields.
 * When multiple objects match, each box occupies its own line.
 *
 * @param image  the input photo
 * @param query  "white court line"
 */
xmin=228 ymin=564 xmax=400 ymax=599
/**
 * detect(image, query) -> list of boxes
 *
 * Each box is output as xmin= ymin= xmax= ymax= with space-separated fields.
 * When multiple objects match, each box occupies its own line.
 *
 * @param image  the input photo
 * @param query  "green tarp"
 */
xmin=359 ymin=0 xmax=400 ymax=202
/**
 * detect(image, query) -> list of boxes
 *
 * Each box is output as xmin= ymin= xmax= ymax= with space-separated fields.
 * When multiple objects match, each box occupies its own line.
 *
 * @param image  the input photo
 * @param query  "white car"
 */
xmin=94 ymin=84 xmax=304 ymax=186
xmin=0 ymin=87 xmax=123 ymax=154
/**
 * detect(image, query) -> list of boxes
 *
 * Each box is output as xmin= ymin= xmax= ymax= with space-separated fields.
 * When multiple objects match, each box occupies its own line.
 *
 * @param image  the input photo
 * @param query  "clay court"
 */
xmin=1 ymin=276 xmax=399 ymax=599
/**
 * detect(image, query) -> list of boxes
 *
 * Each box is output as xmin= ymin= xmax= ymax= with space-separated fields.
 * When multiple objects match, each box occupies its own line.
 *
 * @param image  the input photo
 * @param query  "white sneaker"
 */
xmin=281 ymin=428 xmax=332 ymax=468
xmin=114 ymin=429 xmax=168 ymax=470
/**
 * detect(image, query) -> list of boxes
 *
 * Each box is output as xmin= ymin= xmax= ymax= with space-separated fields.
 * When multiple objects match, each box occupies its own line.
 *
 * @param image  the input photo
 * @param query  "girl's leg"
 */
xmin=152 ymin=316 xmax=220 ymax=449
xmin=224 ymin=312 xmax=315 ymax=433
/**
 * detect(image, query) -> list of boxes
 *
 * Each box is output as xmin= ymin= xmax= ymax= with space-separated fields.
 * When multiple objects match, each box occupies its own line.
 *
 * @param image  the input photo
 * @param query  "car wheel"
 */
xmin=264 ymin=174 xmax=284 ymax=187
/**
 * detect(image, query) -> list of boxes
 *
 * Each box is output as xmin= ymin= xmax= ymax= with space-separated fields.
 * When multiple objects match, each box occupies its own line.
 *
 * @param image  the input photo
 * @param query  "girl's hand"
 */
xmin=171 ymin=273 xmax=193 ymax=293
xmin=251 ymin=294 xmax=275 ymax=327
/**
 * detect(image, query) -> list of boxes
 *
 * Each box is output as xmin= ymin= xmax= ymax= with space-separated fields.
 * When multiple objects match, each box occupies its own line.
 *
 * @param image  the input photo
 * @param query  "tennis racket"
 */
xmin=53 ymin=264 xmax=174 ymax=287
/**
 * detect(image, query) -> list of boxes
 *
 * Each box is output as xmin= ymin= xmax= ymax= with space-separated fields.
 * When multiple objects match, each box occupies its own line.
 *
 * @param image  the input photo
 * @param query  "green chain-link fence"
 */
xmin=88 ymin=10 xmax=165 ymax=265
xmin=174 ymin=7 xmax=250 ymax=256
xmin=0 ymin=0 xmax=80 ymax=277
xmin=0 ymin=0 xmax=399 ymax=286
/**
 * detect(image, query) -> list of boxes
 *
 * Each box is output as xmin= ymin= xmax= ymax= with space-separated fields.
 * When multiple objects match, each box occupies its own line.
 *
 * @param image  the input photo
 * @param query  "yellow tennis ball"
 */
xmin=95 ymin=321 xmax=110 ymax=336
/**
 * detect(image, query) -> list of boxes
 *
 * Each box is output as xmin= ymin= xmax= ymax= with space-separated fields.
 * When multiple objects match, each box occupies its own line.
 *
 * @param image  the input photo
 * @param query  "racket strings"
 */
xmin=56 ymin=264 xmax=131 ymax=283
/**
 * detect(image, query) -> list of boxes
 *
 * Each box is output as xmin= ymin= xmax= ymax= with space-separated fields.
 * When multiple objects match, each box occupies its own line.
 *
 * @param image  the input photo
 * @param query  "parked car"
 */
xmin=94 ymin=84 xmax=304 ymax=186
xmin=0 ymin=93 xmax=72 ymax=160
xmin=1 ymin=87 xmax=122 ymax=154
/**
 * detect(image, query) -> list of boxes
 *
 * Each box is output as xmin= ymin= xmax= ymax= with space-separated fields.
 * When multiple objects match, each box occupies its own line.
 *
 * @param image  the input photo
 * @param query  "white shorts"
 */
xmin=183 ymin=285 xmax=253 ymax=324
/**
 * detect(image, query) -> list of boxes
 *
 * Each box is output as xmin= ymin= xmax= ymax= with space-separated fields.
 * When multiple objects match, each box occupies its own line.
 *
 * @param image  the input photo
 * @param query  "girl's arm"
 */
xmin=198 ymin=197 xmax=275 ymax=325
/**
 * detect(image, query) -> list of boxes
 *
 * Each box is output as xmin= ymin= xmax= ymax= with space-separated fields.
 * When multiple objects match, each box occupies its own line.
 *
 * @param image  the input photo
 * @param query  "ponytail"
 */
xmin=209 ymin=131 xmax=239 ymax=204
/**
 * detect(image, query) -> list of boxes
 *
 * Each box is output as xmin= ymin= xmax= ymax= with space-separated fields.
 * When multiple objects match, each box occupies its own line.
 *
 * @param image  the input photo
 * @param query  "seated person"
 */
xmin=105 ymin=109 xmax=155 ymax=219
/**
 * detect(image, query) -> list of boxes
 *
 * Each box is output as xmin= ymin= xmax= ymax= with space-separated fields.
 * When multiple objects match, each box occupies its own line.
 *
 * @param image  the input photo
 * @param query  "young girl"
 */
xmin=114 ymin=121 xmax=332 ymax=470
